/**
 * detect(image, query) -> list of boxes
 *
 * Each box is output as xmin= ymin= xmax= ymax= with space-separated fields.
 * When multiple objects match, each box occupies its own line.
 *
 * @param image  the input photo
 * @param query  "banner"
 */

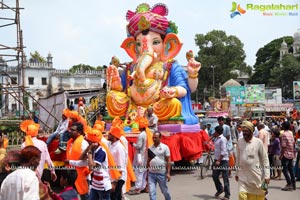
xmin=225 ymin=86 xmax=246 ymax=105
xmin=293 ymin=81 xmax=300 ymax=101
xmin=207 ymin=96 xmax=230 ymax=118
xmin=265 ymin=88 xmax=282 ymax=104
xmin=245 ymin=84 xmax=265 ymax=104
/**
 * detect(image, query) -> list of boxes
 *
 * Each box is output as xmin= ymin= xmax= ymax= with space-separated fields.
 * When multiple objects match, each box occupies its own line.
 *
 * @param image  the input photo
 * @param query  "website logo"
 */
xmin=230 ymin=2 xmax=299 ymax=17
xmin=246 ymin=3 xmax=298 ymax=17
xmin=230 ymin=2 xmax=246 ymax=18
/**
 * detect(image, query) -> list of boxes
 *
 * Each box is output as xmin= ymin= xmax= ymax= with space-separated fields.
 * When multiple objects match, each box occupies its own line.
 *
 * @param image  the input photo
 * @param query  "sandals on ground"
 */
xmin=128 ymin=189 xmax=141 ymax=195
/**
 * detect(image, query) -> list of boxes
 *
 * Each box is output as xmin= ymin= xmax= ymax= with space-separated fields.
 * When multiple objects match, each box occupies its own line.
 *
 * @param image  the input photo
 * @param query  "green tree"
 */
xmin=247 ymin=36 xmax=293 ymax=85
xmin=69 ymin=64 xmax=95 ymax=73
xmin=96 ymin=65 xmax=105 ymax=70
xmin=194 ymin=30 xmax=250 ymax=99
xmin=29 ymin=51 xmax=46 ymax=63
xmin=270 ymin=54 xmax=300 ymax=98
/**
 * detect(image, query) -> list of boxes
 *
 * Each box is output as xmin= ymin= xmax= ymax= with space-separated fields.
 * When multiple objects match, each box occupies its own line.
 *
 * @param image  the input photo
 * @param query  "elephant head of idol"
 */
xmin=121 ymin=3 xmax=182 ymax=82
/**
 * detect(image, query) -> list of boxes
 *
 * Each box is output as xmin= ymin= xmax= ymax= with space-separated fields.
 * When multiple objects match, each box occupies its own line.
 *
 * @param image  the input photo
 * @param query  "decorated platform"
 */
xmin=41 ymin=127 xmax=207 ymax=165
xmin=127 ymin=130 xmax=207 ymax=162
xmin=106 ymin=123 xmax=204 ymax=162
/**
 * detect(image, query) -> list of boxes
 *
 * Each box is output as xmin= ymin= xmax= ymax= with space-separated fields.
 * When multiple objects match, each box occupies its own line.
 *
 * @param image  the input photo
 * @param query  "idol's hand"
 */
xmin=160 ymin=87 xmax=178 ymax=99
xmin=187 ymin=57 xmax=201 ymax=75
xmin=186 ymin=50 xmax=201 ymax=76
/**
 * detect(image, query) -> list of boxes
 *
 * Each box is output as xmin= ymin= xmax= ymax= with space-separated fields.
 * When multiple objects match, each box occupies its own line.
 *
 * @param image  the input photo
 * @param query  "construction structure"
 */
xmin=0 ymin=1 xmax=107 ymax=129
xmin=0 ymin=0 xmax=26 ymax=118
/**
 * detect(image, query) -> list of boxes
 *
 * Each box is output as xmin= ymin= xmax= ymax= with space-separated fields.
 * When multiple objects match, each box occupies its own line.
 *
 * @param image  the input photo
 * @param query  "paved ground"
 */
xmin=125 ymin=168 xmax=300 ymax=200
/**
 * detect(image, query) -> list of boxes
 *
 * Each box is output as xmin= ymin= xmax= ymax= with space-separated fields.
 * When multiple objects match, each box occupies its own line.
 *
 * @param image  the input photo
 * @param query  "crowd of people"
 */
xmin=0 ymin=107 xmax=172 ymax=200
xmin=205 ymin=116 xmax=300 ymax=200
xmin=1 ymin=104 xmax=300 ymax=200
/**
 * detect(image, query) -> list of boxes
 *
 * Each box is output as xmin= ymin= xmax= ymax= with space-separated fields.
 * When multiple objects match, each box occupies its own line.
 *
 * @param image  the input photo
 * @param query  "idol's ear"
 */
xmin=121 ymin=37 xmax=138 ymax=63
xmin=161 ymin=33 xmax=183 ymax=62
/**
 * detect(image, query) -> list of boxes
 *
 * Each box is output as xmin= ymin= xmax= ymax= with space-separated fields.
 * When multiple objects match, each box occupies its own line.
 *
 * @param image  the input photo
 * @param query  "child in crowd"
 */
xmin=46 ymin=169 xmax=79 ymax=200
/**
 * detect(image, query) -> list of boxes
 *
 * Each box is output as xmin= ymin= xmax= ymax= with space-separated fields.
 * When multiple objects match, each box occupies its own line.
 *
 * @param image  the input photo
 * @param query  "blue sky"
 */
xmin=1 ymin=0 xmax=299 ymax=69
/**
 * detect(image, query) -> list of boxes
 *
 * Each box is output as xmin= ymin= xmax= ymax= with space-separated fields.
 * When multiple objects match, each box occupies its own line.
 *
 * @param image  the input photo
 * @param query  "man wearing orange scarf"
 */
xmin=110 ymin=116 xmax=136 ymax=199
xmin=69 ymin=111 xmax=87 ymax=132
xmin=93 ymin=123 xmax=110 ymax=147
xmin=85 ymin=128 xmax=112 ymax=200
xmin=64 ymin=122 xmax=89 ymax=200
xmin=108 ymin=126 xmax=127 ymax=200
xmin=20 ymin=120 xmax=57 ymax=182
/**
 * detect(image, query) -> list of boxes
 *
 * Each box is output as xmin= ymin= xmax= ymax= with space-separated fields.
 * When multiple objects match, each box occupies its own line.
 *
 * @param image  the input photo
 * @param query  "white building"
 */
xmin=280 ymin=29 xmax=300 ymax=62
xmin=0 ymin=53 xmax=106 ymax=117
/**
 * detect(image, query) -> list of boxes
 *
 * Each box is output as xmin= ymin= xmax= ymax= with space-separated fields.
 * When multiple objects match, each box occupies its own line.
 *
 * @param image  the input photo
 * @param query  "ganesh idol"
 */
xmin=106 ymin=3 xmax=201 ymax=125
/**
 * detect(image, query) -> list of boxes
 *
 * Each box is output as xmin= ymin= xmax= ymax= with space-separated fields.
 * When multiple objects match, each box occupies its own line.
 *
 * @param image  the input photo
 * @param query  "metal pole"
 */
xmin=211 ymin=65 xmax=215 ymax=98
xmin=1 ymin=70 xmax=59 ymax=122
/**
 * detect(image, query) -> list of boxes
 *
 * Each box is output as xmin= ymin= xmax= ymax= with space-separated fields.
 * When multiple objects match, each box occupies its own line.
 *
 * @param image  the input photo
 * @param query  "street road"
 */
xmin=126 ymin=167 xmax=299 ymax=200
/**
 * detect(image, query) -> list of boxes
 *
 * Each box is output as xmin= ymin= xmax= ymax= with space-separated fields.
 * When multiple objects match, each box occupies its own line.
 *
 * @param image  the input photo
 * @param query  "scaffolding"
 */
xmin=0 ymin=1 xmax=106 ymax=130
xmin=0 ymin=0 xmax=25 ymax=118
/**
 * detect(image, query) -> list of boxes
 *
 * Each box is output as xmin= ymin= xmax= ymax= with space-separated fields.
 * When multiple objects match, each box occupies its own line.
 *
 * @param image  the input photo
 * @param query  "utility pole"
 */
xmin=211 ymin=65 xmax=216 ymax=97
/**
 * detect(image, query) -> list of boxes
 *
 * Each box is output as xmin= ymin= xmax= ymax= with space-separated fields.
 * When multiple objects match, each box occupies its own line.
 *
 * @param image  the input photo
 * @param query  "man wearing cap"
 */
xmin=20 ymin=120 xmax=57 ymax=182
xmin=46 ymin=109 xmax=69 ymax=153
xmin=108 ymin=126 xmax=127 ymax=200
xmin=129 ymin=117 xmax=149 ymax=195
xmin=93 ymin=123 xmax=110 ymax=147
xmin=235 ymin=121 xmax=270 ymax=200
xmin=85 ymin=128 xmax=112 ymax=200
xmin=69 ymin=110 xmax=87 ymax=132
xmin=110 ymin=116 xmax=136 ymax=199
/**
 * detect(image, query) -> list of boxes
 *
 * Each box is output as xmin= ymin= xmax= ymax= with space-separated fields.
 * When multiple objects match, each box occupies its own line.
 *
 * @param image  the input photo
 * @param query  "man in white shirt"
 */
xmin=20 ymin=120 xmax=57 ymax=181
xmin=130 ymin=118 xmax=148 ymax=194
xmin=236 ymin=121 xmax=270 ymax=200
xmin=146 ymin=107 xmax=158 ymax=133
xmin=46 ymin=111 xmax=69 ymax=152
xmin=217 ymin=117 xmax=233 ymax=172
xmin=108 ymin=126 xmax=127 ymax=200
xmin=217 ymin=117 xmax=233 ymax=151
xmin=0 ymin=146 xmax=41 ymax=200
xmin=212 ymin=126 xmax=230 ymax=200
xmin=148 ymin=131 xmax=171 ymax=200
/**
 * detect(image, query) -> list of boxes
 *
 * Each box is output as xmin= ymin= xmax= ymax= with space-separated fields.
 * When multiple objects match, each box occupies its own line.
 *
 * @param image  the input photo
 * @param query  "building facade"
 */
xmin=280 ymin=29 xmax=300 ymax=62
xmin=0 ymin=53 xmax=106 ymax=117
